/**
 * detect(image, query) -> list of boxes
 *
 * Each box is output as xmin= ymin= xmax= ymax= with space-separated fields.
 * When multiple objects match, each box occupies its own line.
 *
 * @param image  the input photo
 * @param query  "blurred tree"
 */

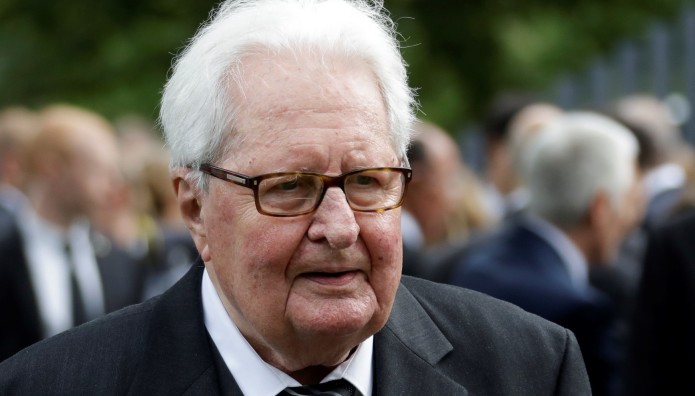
xmin=0 ymin=0 xmax=691 ymax=133
xmin=0 ymin=0 xmax=218 ymax=127
xmin=387 ymin=0 xmax=690 ymax=131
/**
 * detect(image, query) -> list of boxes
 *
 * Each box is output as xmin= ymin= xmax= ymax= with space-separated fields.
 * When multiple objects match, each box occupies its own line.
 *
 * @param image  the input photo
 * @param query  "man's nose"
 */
xmin=306 ymin=187 xmax=360 ymax=249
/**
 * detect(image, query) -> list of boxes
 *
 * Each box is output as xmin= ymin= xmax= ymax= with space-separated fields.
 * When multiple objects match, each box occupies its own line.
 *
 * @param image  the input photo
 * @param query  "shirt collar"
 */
xmin=0 ymin=183 xmax=29 ymax=213
xmin=521 ymin=214 xmax=588 ymax=288
xmin=202 ymin=268 xmax=373 ymax=396
xmin=643 ymin=162 xmax=686 ymax=200
xmin=22 ymin=209 xmax=92 ymax=249
xmin=20 ymin=209 xmax=104 ymax=335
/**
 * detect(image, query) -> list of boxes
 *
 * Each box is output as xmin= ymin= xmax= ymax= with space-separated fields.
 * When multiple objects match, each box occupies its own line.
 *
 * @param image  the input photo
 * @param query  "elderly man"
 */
xmin=449 ymin=112 xmax=642 ymax=396
xmin=0 ymin=1 xmax=590 ymax=394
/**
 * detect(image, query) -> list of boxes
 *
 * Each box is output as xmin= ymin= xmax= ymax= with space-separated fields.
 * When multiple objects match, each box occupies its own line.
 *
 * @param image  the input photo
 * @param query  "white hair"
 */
xmin=523 ymin=111 xmax=639 ymax=227
xmin=160 ymin=0 xmax=416 ymax=189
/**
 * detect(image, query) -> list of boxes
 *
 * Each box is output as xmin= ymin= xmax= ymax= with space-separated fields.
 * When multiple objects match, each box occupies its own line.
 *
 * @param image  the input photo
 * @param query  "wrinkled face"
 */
xmin=195 ymin=53 xmax=403 ymax=371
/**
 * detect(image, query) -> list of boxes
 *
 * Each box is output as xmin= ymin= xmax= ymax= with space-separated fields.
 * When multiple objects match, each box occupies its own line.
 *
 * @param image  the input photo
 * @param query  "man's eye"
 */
xmin=277 ymin=178 xmax=299 ymax=190
xmin=263 ymin=176 xmax=316 ymax=196
xmin=355 ymin=175 xmax=377 ymax=186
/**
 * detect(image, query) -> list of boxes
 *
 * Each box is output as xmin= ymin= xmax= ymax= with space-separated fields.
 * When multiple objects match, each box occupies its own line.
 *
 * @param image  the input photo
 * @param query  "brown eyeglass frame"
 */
xmin=198 ymin=163 xmax=412 ymax=217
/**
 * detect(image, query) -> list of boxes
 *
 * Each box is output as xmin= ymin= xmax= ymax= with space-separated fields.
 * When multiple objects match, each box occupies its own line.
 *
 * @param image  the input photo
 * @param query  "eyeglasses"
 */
xmin=198 ymin=163 xmax=412 ymax=217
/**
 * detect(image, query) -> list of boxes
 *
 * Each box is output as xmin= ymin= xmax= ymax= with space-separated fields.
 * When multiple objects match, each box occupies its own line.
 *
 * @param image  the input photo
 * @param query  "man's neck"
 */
xmin=33 ymin=198 xmax=73 ymax=230
xmin=289 ymin=365 xmax=339 ymax=385
xmin=561 ymin=226 xmax=592 ymax=263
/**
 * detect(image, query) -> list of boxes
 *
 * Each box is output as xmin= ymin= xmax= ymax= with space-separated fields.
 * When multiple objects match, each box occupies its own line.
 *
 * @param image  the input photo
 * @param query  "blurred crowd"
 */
xmin=1 ymin=92 xmax=694 ymax=395
xmin=0 ymin=104 xmax=198 ymax=362
xmin=401 ymin=92 xmax=695 ymax=396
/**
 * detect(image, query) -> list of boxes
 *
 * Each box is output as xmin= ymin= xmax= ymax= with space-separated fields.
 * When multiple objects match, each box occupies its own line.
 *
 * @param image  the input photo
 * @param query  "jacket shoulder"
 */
xmin=0 ymin=297 xmax=158 ymax=394
xmin=401 ymin=275 xmax=566 ymax=334
xmin=393 ymin=276 xmax=590 ymax=394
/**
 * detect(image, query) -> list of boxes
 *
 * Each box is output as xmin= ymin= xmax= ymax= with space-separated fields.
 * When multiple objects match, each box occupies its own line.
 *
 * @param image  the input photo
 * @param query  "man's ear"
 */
xmin=171 ymin=167 xmax=210 ymax=261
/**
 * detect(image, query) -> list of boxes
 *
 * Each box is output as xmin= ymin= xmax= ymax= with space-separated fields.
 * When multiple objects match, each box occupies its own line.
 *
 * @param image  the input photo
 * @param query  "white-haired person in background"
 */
xmin=612 ymin=94 xmax=692 ymax=230
xmin=0 ymin=1 xmax=590 ymax=394
xmin=449 ymin=111 xmax=642 ymax=396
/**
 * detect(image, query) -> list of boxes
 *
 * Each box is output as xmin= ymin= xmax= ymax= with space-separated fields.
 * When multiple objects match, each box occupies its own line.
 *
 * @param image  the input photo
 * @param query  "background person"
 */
xmin=612 ymin=94 xmax=694 ymax=231
xmin=448 ymin=111 xmax=642 ymax=396
xmin=0 ymin=106 xmax=38 ymax=215
xmin=623 ymin=208 xmax=695 ymax=395
xmin=478 ymin=92 xmax=540 ymax=222
xmin=401 ymin=120 xmax=492 ymax=280
xmin=0 ymin=104 xmax=144 ymax=362
xmin=403 ymin=120 xmax=491 ymax=248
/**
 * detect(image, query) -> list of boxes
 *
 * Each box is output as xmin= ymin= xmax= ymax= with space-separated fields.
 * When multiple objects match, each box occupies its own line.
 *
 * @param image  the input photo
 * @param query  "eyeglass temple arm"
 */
xmin=198 ymin=164 xmax=253 ymax=188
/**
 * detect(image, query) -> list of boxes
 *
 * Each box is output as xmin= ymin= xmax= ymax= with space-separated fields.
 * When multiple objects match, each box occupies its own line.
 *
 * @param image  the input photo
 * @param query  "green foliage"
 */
xmin=386 ymin=0 xmax=691 ymax=131
xmin=0 ymin=0 xmax=691 ymax=133
xmin=0 ymin=0 xmax=218 ymax=122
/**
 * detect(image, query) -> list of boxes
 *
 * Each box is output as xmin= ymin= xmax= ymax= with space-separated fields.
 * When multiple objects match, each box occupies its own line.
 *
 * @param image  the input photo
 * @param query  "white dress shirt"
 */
xmin=0 ymin=184 xmax=29 ymax=214
xmin=202 ymin=269 xmax=373 ymax=396
xmin=643 ymin=162 xmax=686 ymax=202
xmin=400 ymin=209 xmax=424 ymax=249
xmin=19 ymin=208 xmax=105 ymax=336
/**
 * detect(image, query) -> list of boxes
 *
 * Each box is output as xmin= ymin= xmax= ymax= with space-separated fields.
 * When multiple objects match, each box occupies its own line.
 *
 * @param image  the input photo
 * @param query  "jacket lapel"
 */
xmin=127 ymin=263 xmax=240 ymax=395
xmin=373 ymin=283 xmax=469 ymax=395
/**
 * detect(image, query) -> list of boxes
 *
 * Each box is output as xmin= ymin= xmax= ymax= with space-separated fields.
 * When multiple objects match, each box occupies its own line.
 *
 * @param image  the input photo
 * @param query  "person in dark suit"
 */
xmin=612 ymin=94 xmax=692 ymax=232
xmin=0 ymin=104 xmax=144 ymax=362
xmin=622 ymin=208 xmax=695 ymax=395
xmin=448 ymin=112 xmax=643 ymax=396
xmin=401 ymin=121 xmax=493 ymax=281
xmin=0 ymin=1 xmax=590 ymax=394
xmin=589 ymin=96 xmax=690 ymax=315
xmin=478 ymin=92 xmax=537 ymax=222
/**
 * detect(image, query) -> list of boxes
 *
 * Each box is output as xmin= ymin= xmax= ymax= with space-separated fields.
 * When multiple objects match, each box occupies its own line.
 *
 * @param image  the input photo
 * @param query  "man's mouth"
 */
xmin=301 ymin=270 xmax=359 ymax=286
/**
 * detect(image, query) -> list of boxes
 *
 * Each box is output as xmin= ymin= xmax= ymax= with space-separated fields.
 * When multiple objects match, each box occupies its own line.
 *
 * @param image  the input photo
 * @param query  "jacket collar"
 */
xmin=373 ymin=282 xmax=468 ymax=395
xmin=127 ymin=263 xmax=236 ymax=395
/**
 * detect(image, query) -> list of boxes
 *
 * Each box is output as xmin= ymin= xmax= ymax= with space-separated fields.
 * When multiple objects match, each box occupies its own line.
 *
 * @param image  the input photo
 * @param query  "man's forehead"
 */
xmin=230 ymin=52 xmax=386 ymax=127
xmin=236 ymin=52 xmax=377 ymax=96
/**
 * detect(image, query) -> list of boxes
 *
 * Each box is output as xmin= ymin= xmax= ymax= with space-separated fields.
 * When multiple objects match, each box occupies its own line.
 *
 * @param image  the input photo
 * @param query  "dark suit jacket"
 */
xmin=0 ymin=207 xmax=41 ymax=362
xmin=623 ymin=209 xmax=695 ymax=395
xmin=643 ymin=185 xmax=683 ymax=232
xmin=0 ymin=262 xmax=590 ymax=395
xmin=0 ymin=217 xmax=145 ymax=362
xmin=447 ymin=219 xmax=619 ymax=396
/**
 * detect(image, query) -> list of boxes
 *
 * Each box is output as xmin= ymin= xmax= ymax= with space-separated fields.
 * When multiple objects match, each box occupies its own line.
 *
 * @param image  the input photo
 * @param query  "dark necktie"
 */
xmin=278 ymin=379 xmax=357 ymax=396
xmin=64 ymin=242 xmax=88 ymax=326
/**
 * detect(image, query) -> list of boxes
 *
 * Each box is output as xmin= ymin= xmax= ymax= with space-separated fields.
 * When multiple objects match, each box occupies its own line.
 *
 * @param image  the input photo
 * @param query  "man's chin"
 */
xmin=289 ymin=293 xmax=384 ymax=335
